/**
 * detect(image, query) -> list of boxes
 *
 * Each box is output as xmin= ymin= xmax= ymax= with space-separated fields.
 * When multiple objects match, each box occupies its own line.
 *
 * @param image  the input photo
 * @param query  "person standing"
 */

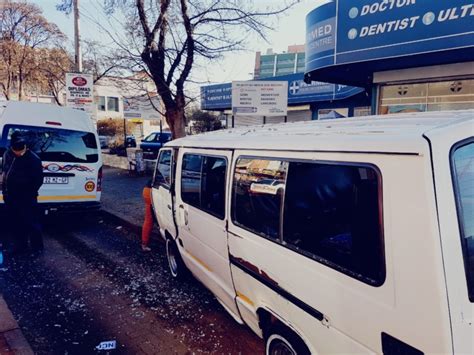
xmin=141 ymin=179 xmax=154 ymax=252
xmin=2 ymin=132 xmax=44 ymax=254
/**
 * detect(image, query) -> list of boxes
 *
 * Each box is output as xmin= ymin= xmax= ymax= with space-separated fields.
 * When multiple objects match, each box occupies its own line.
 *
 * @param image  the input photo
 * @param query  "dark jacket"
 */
xmin=2 ymin=149 xmax=43 ymax=202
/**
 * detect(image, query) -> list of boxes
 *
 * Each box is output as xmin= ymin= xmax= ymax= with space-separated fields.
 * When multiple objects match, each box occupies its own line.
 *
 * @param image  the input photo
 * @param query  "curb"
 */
xmin=99 ymin=209 xmax=161 ymax=240
xmin=0 ymin=295 xmax=34 ymax=355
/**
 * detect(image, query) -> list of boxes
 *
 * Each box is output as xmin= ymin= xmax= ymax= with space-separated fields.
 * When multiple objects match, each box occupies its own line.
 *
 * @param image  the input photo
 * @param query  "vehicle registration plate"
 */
xmin=43 ymin=176 xmax=69 ymax=184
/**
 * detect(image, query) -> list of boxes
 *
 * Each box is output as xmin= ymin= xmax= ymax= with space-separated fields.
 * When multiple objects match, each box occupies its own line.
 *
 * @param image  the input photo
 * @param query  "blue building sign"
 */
xmin=305 ymin=0 xmax=474 ymax=85
xmin=200 ymin=73 xmax=364 ymax=110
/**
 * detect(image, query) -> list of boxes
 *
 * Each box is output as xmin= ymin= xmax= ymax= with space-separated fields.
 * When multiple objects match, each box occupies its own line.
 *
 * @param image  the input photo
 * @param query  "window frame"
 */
xmin=450 ymin=137 xmax=474 ymax=302
xmin=153 ymin=149 xmax=173 ymax=190
xmin=181 ymin=152 xmax=228 ymax=221
xmin=231 ymin=154 xmax=386 ymax=287
xmin=97 ymin=96 xmax=106 ymax=111
xmin=107 ymin=97 xmax=120 ymax=112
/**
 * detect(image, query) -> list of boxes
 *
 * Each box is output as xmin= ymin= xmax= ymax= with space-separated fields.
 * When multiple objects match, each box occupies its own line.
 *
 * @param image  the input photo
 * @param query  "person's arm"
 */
xmin=31 ymin=154 xmax=44 ymax=193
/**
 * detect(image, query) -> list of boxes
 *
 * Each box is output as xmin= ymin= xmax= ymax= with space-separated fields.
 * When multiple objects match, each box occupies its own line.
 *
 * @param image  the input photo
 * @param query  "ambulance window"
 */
xmin=282 ymin=161 xmax=384 ymax=286
xmin=232 ymin=158 xmax=288 ymax=240
xmin=452 ymin=141 xmax=474 ymax=302
xmin=154 ymin=150 xmax=172 ymax=188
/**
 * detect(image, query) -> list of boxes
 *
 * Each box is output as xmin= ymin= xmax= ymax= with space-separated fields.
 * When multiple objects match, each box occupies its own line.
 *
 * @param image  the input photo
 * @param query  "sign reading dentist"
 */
xmin=305 ymin=0 xmax=474 ymax=72
xmin=232 ymin=81 xmax=288 ymax=117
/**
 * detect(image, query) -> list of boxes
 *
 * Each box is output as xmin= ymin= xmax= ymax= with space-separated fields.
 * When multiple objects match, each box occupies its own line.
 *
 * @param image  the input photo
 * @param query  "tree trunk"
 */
xmin=166 ymin=108 xmax=186 ymax=139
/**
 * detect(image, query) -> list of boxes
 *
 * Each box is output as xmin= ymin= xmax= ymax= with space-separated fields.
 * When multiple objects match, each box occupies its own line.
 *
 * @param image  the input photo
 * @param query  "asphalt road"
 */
xmin=0 ymin=213 xmax=262 ymax=354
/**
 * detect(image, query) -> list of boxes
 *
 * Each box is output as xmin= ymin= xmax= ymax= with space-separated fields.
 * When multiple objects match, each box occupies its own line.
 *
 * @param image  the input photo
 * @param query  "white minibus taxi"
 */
xmin=152 ymin=110 xmax=473 ymax=355
xmin=0 ymin=101 xmax=102 ymax=213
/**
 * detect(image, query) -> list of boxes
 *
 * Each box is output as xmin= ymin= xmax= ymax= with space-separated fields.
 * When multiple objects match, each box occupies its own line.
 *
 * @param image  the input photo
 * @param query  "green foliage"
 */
xmin=190 ymin=110 xmax=222 ymax=134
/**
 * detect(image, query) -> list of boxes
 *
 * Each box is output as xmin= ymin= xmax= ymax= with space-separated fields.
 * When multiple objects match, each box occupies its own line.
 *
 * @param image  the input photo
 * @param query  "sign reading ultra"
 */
xmin=65 ymin=73 xmax=94 ymax=114
xmin=305 ymin=0 xmax=474 ymax=73
xmin=232 ymin=81 xmax=288 ymax=117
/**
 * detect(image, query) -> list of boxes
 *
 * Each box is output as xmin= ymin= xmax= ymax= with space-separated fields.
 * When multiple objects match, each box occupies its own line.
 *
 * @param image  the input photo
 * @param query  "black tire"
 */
xmin=265 ymin=325 xmax=310 ymax=355
xmin=165 ymin=237 xmax=187 ymax=279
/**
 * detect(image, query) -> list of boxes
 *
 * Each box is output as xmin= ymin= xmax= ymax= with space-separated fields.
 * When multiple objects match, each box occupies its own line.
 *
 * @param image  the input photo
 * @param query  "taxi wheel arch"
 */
xmin=258 ymin=309 xmax=310 ymax=355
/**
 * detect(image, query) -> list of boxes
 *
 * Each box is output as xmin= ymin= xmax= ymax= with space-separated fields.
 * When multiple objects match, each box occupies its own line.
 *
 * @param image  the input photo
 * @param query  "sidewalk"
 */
xmin=0 ymin=295 xmax=33 ymax=355
xmin=100 ymin=167 xmax=161 ymax=237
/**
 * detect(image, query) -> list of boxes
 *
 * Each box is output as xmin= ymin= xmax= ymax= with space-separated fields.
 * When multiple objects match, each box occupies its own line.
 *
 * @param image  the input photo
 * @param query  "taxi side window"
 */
xmin=181 ymin=153 xmax=227 ymax=220
xmin=154 ymin=150 xmax=172 ymax=188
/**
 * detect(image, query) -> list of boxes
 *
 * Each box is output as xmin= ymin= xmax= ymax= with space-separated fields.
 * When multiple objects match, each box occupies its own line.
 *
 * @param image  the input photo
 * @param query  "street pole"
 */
xmin=73 ymin=0 xmax=83 ymax=73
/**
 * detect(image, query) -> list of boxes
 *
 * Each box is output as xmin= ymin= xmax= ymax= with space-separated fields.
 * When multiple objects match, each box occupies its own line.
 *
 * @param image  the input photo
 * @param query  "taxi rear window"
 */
xmin=2 ymin=125 xmax=98 ymax=163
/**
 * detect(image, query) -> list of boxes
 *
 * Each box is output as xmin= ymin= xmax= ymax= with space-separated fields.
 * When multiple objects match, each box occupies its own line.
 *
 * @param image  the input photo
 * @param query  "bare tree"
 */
xmin=35 ymin=47 xmax=74 ymax=105
xmin=82 ymin=39 xmax=124 ymax=84
xmin=0 ymin=0 xmax=66 ymax=100
xmin=58 ymin=0 xmax=298 ymax=138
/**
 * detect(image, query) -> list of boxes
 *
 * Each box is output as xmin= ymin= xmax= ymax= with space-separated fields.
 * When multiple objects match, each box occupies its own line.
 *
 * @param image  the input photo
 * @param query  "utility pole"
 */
xmin=73 ymin=0 xmax=82 ymax=72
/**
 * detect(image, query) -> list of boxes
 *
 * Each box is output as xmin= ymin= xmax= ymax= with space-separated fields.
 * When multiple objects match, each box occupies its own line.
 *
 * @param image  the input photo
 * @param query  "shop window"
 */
xmin=233 ymin=158 xmax=288 ymax=240
xmin=427 ymin=80 xmax=474 ymax=111
xmin=283 ymin=161 xmax=384 ymax=285
xmin=107 ymin=97 xmax=119 ymax=112
xmin=97 ymin=96 xmax=106 ymax=111
xmin=379 ymin=79 xmax=474 ymax=114
xmin=379 ymin=83 xmax=428 ymax=114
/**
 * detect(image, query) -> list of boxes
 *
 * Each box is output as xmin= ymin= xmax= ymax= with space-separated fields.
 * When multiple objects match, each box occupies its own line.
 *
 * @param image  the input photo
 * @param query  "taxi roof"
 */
xmin=0 ymin=101 xmax=95 ymax=133
xmin=168 ymin=110 xmax=474 ymax=155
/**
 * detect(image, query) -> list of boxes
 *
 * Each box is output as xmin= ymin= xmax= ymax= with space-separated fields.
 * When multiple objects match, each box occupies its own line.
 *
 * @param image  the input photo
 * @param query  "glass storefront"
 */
xmin=379 ymin=79 xmax=474 ymax=115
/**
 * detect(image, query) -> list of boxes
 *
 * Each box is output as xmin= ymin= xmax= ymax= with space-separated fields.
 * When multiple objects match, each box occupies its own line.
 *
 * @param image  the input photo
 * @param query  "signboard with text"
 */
xmin=232 ymin=81 xmax=288 ymax=116
xmin=201 ymin=73 xmax=364 ymax=110
xmin=123 ymin=95 xmax=162 ymax=121
xmin=65 ymin=73 xmax=94 ymax=114
xmin=306 ymin=0 xmax=474 ymax=74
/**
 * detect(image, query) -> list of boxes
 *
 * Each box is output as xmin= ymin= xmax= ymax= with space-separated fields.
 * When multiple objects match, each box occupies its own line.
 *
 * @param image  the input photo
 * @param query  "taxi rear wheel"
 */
xmin=166 ymin=238 xmax=186 ymax=279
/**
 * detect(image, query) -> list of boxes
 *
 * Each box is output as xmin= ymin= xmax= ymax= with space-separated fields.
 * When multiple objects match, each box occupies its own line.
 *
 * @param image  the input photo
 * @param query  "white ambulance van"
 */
xmin=152 ymin=110 xmax=473 ymax=355
xmin=0 ymin=101 xmax=102 ymax=213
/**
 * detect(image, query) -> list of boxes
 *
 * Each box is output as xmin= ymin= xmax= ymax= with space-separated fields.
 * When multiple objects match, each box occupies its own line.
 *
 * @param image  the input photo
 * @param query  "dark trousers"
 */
xmin=5 ymin=197 xmax=43 ymax=251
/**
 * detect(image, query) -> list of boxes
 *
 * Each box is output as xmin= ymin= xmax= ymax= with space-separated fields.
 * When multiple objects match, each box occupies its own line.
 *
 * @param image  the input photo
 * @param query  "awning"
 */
xmin=304 ymin=0 xmax=474 ymax=87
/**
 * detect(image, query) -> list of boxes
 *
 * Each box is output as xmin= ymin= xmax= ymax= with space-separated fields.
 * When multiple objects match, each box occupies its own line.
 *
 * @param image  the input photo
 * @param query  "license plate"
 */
xmin=44 ymin=176 xmax=69 ymax=184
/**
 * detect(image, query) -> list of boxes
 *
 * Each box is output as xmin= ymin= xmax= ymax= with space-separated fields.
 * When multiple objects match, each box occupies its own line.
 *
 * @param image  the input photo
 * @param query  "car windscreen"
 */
xmin=1 ymin=124 xmax=99 ymax=163
xmin=451 ymin=140 xmax=474 ymax=302
xmin=143 ymin=133 xmax=157 ymax=142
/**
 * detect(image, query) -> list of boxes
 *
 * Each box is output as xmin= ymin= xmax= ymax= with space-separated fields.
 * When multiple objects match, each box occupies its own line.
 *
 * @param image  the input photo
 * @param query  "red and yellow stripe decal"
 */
xmin=0 ymin=195 xmax=97 ymax=202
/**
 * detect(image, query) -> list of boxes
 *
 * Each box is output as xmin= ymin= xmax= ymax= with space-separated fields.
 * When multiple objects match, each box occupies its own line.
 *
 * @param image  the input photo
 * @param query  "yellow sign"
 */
xmin=85 ymin=181 xmax=96 ymax=192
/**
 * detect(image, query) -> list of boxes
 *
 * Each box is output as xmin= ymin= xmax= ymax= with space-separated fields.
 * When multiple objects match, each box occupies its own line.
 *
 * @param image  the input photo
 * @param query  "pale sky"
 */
xmin=32 ymin=0 xmax=323 ymax=85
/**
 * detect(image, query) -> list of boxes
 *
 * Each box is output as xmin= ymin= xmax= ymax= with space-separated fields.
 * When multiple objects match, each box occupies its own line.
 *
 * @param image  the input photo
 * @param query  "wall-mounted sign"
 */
xmin=65 ymin=73 xmax=94 ymax=114
xmin=305 ymin=0 xmax=474 ymax=80
xmin=201 ymin=73 xmax=364 ymax=111
xmin=123 ymin=95 xmax=162 ymax=120
xmin=232 ymin=81 xmax=288 ymax=116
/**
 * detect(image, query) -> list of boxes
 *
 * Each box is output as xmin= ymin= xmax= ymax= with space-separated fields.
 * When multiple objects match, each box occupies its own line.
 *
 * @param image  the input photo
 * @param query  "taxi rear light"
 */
xmin=45 ymin=121 xmax=62 ymax=126
xmin=97 ymin=166 xmax=103 ymax=192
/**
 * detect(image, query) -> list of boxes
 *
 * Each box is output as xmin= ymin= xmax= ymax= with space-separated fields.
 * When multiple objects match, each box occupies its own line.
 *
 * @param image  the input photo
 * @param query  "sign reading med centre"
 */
xmin=232 ymin=81 xmax=288 ymax=117
xmin=305 ymin=0 xmax=474 ymax=73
